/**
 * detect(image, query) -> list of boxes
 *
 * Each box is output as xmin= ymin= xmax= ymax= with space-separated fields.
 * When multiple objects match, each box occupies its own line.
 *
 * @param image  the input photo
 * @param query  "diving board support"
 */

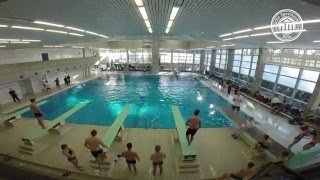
xmin=102 ymin=104 xmax=130 ymax=148
xmin=1 ymin=100 xmax=48 ymax=127
xmin=19 ymin=102 xmax=87 ymax=155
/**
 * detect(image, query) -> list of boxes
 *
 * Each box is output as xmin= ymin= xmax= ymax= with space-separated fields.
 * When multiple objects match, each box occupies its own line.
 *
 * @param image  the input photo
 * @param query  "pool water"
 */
xmin=22 ymin=74 xmax=247 ymax=128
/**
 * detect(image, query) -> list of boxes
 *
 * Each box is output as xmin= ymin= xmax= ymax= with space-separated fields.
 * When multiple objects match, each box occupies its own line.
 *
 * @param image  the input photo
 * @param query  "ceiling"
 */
xmin=0 ymin=0 xmax=320 ymax=49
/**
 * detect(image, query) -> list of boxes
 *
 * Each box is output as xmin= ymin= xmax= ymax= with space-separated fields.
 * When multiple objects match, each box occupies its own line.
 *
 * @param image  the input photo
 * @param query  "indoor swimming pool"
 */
xmin=22 ymin=74 xmax=244 ymax=128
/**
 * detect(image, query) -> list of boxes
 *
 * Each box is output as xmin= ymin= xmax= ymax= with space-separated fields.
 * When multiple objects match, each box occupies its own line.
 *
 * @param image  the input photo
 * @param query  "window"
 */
xmin=160 ymin=49 xmax=171 ymax=63
xmin=215 ymin=49 xmax=228 ymax=73
xmin=262 ymin=72 xmax=277 ymax=82
xmin=278 ymin=76 xmax=297 ymax=88
xmin=301 ymin=70 xmax=319 ymax=82
xmin=280 ymin=67 xmax=300 ymax=78
xmin=264 ymin=64 xmax=279 ymax=73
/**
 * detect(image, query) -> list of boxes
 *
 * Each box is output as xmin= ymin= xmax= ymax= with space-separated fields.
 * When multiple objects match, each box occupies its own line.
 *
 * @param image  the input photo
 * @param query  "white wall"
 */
xmin=0 ymin=48 xmax=83 ymax=65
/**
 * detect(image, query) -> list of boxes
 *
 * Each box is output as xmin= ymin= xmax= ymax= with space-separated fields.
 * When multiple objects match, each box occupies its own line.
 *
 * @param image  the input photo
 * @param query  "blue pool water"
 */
xmin=22 ymin=74 xmax=248 ymax=128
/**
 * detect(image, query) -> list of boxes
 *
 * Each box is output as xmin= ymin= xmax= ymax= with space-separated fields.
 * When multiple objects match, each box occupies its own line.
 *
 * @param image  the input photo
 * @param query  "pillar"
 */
xmin=303 ymin=75 xmax=320 ymax=116
xmin=199 ymin=50 xmax=205 ymax=73
xmin=151 ymin=39 xmax=160 ymax=74
xmin=124 ymin=49 xmax=129 ymax=72
xmin=225 ymin=49 xmax=235 ymax=79
xmin=192 ymin=50 xmax=196 ymax=72
xmin=250 ymin=47 xmax=264 ymax=96
xmin=210 ymin=49 xmax=217 ymax=73
xmin=170 ymin=49 xmax=173 ymax=71
xmin=82 ymin=48 xmax=86 ymax=58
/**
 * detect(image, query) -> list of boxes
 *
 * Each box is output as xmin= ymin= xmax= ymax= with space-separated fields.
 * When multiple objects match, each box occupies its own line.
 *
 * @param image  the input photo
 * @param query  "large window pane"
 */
xmin=261 ymin=80 xmax=275 ymax=90
xmin=251 ymin=63 xmax=257 ymax=69
xmin=250 ymin=70 xmax=255 ymax=77
xmin=252 ymin=56 xmax=258 ymax=62
xmin=298 ymin=80 xmax=316 ymax=93
xmin=243 ymin=56 xmax=251 ymax=62
xmin=278 ymin=76 xmax=297 ymax=88
xmin=262 ymin=72 xmax=277 ymax=82
xmin=232 ymin=66 xmax=240 ymax=73
xmin=264 ymin=64 xmax=279 ymax=73
xmin=241 ymin=62 xmax=251 ymax=68
xmin=240 ymin=68 xmax=250 ymax=75
xmin=280 ymin=67 xmax=300 ymax=78
xmin=233 ymin=61 xmax=240 ymax=66
xmin=276 ymin=84 xmax=294 ymax=97
xmin=234 ymin=55 xmax=241 ymax=60
xmin=301 ymin=70 xmax=319 ymax=82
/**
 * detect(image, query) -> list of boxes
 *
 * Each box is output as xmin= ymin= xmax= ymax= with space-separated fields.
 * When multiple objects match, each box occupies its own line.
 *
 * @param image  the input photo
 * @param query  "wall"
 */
xmin=0 ymin=48 xmax=83 ymax=65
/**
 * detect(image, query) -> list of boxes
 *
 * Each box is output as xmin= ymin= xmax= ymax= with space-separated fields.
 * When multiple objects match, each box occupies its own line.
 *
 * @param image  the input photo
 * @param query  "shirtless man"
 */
xmin=30 ymin=98 xmax=46 ymax=129
xmin=186 ymin=110 xmax=202 ymax=145
xmin=217 ymin=162 xmax=256 ymax=180
xmin=150 ymin=145 xmax=166 ymax=176
xmin=121 ymin=143 xmax=140 ymax=173
xmin=84 ymin=130 xmax=108 ymax=167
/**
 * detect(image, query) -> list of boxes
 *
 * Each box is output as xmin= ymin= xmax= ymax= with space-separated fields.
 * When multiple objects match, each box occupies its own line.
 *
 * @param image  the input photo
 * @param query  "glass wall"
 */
xmin=215 ymin=50 xmax=228 ymax=74
xmin=159 ymin=49 xmax=171 ymax=70
xmin=172 ymin=49 xmax=195 ymax=71
xmin=204 ymin=50 xmax=212 ymax=73
xmin=105 ymin=49 xmax=127 ymax=63
xmin=128 ymin=49 xmax=151 ymax=64
xmin=232 ymin=49 xmax=259 ymax=87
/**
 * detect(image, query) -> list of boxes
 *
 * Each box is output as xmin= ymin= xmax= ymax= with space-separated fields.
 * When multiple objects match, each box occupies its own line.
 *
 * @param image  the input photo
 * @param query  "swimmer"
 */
xmin=30 ymin=98 xmax=46 ymax=129
xmin=84 ymin=130 xmax=108 ymax=168
xmin=186 ymin=110 xmax=202 ymax=145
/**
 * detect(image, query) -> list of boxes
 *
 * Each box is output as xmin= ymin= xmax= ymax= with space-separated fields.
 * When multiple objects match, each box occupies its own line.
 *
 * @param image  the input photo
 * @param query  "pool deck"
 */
xmin=0 ymin=71 xmax=318 ymax=179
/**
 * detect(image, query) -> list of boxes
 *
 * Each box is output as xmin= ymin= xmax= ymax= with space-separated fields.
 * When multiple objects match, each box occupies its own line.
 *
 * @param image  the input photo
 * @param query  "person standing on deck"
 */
xmin=150 ymin=145 xmax=166 ymax=176
xmin=84 ymin=130 xmax=108 ymax=168
xmin=120 ymin=143 xmax=140 ymax=174
xmin=186 ymin=110 xmax=202 ymax=145
xmin=54 ymin=78 xmax=61 ymax=90
xmin=9 ymin=88 xmax=20 ymax=102
xmin=30 ymin=98 xmax=46 ymax=129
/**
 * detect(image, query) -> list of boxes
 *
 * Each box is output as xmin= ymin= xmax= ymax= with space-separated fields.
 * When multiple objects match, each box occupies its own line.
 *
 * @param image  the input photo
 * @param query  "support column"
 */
xmin=170 ymin=49 xmax=173 ymax=71
xmin=250 ymin=47 xmax=265 ymax=96
xmin=303 ymin=75 xmax=320 ymax=116
xmin=82 ymin=48 xmax=86 ymax=58
xmin=199 ymin=50 xmax=205 ymax=73
xmin=124 ymin=49 xmax=129 ymax=72
xmin=151 ymin=39 xmax=160 ymax=74
xmin=225 ymin=49 xmax=235 ymax=79
xmin=210 ymin=49 xmax=217 ymax=73
xmin=192 ymin=51 xmax=196 ymax=72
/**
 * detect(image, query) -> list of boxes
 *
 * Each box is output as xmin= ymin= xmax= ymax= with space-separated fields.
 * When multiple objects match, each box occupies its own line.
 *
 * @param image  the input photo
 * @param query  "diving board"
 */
xmin=19 ymin=102 xmax=87 ymax=155
xmin=171 ymin=106 xmax=197 ymax=159
xmin=0 ymin=100 xmax=48 ymax=127
xmin=101 ymin=104 xmax=130 ymax=148
xmin=287 ymin=147 xmax=320 ymax=169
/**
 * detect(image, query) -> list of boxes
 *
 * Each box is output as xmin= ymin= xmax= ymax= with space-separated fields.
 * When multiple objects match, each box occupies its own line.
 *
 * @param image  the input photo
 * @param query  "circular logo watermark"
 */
xmin=271 ymin=9 xmax=303 ymax=42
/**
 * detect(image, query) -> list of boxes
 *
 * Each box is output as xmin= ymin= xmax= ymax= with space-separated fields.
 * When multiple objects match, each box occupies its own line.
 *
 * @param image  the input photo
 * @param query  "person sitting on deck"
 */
xmin=217 ymin=162 xmax=256 ymax=180
xmin=231 ymin=117 xmax=254 ymax=139
xmin=254 ymin=134 xmax=271 ymax=152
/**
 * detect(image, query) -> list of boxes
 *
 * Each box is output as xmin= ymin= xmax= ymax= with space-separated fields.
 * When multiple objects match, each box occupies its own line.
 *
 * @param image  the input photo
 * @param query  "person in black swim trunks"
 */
xmin=61 ymin=144 xmax=83 ymax=170
xmin=84 ymin=130 xmax=108 ymax=168
xmin=120 ymin=143 xmax=140 ymax=174
xmin=30 ymin=98 xmax=46 ymax=129
xmin=150 ymin=145 xmax=166 ymax=176
xmin=186 ymin=110 xmax=202 ymax=145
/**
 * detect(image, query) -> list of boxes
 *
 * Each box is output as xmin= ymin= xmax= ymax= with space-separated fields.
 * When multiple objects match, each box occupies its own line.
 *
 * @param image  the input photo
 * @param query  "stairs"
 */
xmin=175 ymin=158 xmax=200 ymax=174
xmin=18 ymin=142 xmax=47 ymax=155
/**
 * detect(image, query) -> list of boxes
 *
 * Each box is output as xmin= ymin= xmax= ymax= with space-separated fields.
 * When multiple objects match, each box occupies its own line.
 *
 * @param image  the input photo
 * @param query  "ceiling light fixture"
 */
xmin=266 ymin=41 xmax=285 ymax=44
xmin=0 ymin=39 xmax=20 ymax=41
xmin=0 ymin=41 xmax=8 ymax=43
xmin=145 ymin=20 xmax=151 ymax=28
xmin=21 ymin=39 xmax=41 ymax=42
xmin=253 ymin=25 xmax=271 ymax=30
xmin=85 ymin=31 xmax=98 ymax=35
xmin=43 ymin=45 xmax=63 ymax=47
xmin=46 ymin=29 xmax=68 ymax=34
xmin=219 ymin=33 xmax=232 ymax=37
xmin=34 ymin=20 xmax=64 ymax=27
xmin=72 ymin=46 xmax=84 ymax=48
xmin=97 ymin=34 xmax=108 ymax=38
xmin=65 ymin=26 xmax=85 ymax=32
xmin=221 ymin=44 xmax=236 ymax=47
xmin=165 ymin=7 xmax=179 ymax=34
xmin=138 ymin=7 xmax=148 ymax=20
xmin=0 ymin=45 xmax=6 ymax=47
xmin=0 ymin=25 xmax=8 ymax=27
xmin=223 ymin=38 xmax=234 ymax=41
xmin=148 ymin=27 xmax=152 ymax=33
xmin=313 ymin=40 xmax=320 ymax=43
xmin=134 ymin=0 xmax=144 ymax=6
xmin=69 ymin=33 xmax=84 ymax=36
xmin=233 ymin=28 xmax=252 ymax=34
xmin=11 ymin=26 xmax=44 ymax=31
xmin=233 ymin=35 xmax=249 ymax=39
xmin=250 ymin=32 xmax=272 ymax=37
xmin=10 ymin=41 xmax=30 ymax=44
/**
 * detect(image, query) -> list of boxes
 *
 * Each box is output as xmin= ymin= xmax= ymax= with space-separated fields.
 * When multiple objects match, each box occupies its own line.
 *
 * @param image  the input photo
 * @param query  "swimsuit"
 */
xmin=186 ymin=128 xmax=198 ymax=136
xmin=91 ymin=149 xmax=103 ymax=158
xmin=152 ymin=161 xmax=163 ymax=166
xmin=34 ymin=112 xmax=43 ymax=117
xmin=126 ymin=159 xmax=136 ymax=164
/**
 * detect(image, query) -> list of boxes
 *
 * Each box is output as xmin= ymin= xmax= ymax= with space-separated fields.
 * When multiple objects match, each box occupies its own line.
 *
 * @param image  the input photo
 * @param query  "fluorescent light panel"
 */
xmin=85 ymin=31 xmax=98 ymax=35
xmin=43 ymin=45 xmax=63 ymax=47
xmin=170 ymin=7 xmax=179 ymax=20
xmin=65 ymin=26 xmax=85 ymax=32
xmin=219 ymin=33 xmax=232 ymax=37
xmin=148 ymin=27 xmax=152 ymax=33
xmin=22 ymin=39 xmax=41 ymax=42
xmin=250 ymin=32 xmax=272 ymax=37
xmin=145 ymin=20 xmax=151 ymax=28
xmin=234 ymin=35 xmax=249 ymax=39
xmin=266 ymin=41 xmax=285 ymax=44
xmin=11 ymin=26 xmax=44 ymax=31
xmin=223 ymin=38 xmax=234 ymax=41
xmin=34 ymin=21 xmax=64 ymax=27
xmin=233 ymin=28 xmax=252 ymax=34
xmin=0 ymin=41 xmax=8 ymax=43
xmin=313 ymin=40 xmax=320 ymax=43
xmin=97 ymin=34 xmax=108 ymax=38
xmin=253 ymin=25 xmax=271 ymax=30
xmin=72 ymin=46 xmax=84 ymax=48
xmin=11 ymin=41 xmax=30 ymax=44
xmin=221 ymin=44 xmax=236 ymax=47
xmin=167 ymin=21 xmax=173 ymax=28
xmin=0 ymin=39 xmax=20 ymax=41
xmin=69 ymin=33 xmax=84 ymax=36
xmin=0 ymin=45 xmax=5 ymax=47
xmin=138 ymin=7 xmax=148 ymax=20
xmin=0 ymin=25 xmax=8 ymax=27
xmin=165 ymin=28 xmax=169 ymax=33
xmin=134 ymin=0 xmax=144 ymax=6
xmin=46 ymin=29 xmax=67 ymax=34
